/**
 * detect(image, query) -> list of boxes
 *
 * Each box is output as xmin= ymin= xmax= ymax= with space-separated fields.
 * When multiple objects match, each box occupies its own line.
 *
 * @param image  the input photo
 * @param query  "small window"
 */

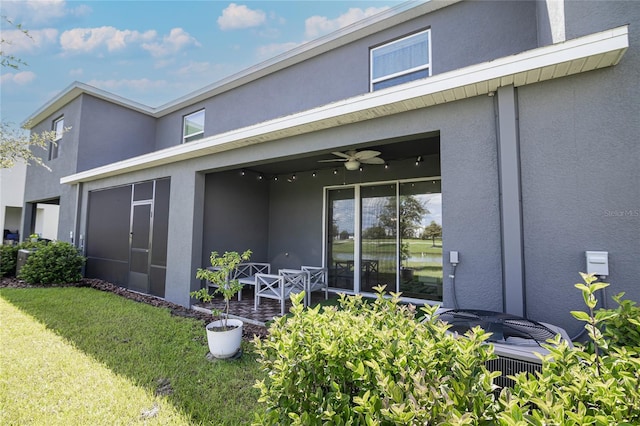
xmin=49 ymin=117 xmax=64 ymax=160
xmin=183 ymin=110 xmax=205 ymax=143
xmin=370 ymin=29 xmax=431 ymax=91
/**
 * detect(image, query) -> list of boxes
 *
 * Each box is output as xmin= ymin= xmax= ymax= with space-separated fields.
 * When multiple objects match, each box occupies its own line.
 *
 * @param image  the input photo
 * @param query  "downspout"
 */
xmin=496 ymin=85 xmax=526 ymax=317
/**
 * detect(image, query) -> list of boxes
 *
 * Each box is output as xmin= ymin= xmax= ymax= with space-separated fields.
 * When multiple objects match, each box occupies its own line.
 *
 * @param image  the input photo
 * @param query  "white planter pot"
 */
xmin=205 ymin=319 xmax=243 ymax=359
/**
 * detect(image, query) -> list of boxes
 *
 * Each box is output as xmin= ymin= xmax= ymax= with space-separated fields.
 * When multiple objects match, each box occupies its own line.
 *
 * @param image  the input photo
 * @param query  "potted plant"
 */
xmin=191 ymin=249 xmax=252 ymax=359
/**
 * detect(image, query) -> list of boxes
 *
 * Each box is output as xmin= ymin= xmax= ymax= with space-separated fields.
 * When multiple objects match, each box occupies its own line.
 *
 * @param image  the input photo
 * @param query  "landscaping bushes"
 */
xmin=1 ymin=240 xmax=46 ymax=278
xmin=255 ymin=276 xmax=639 ymax=425
xmin=496 ymin=274 xmax=640 ymax=425
xmin=254 ymin=287 xmax=500 ymax=425
xmin=17 ymin=241 xmax=85 ymax=284
xmin=0 ymin=244 xmax=18 ymax=277
xmin=598 ymin=292 xmax=640 ymax=350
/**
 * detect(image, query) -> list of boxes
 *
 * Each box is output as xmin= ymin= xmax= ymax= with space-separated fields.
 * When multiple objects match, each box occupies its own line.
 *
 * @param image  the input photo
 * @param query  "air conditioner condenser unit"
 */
xmin=434 ymin=309 xmax=573 ymax=390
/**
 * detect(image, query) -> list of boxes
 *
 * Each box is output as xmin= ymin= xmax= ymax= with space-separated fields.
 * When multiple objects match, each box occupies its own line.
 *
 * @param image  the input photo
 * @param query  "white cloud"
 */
xmin=0 ymin=28 xmax=58 ymax=54
xmin=172 ymin=61 xmax=212 ymax=76
xmin=141 ymin=28 xmax=200 ymax=58
xmin=305 ymin=7 xmax=389 ymax=39
xmin=69 ymin=68 xmax=83 ymax=77
xmin=60 ymin=26 xmax=156 ymax=54
xmin=1 ymin=0 xmax=90 ymax=26
xmin=218 ymin=3 xmax=266 ymax=30
xmin=1 ymin=71 xmax=36 ymax=85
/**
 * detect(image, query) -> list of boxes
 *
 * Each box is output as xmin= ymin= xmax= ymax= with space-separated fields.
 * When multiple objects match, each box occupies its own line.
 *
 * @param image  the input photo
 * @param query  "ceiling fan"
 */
xmin=318 ymin=149 xmax=385 ymax=170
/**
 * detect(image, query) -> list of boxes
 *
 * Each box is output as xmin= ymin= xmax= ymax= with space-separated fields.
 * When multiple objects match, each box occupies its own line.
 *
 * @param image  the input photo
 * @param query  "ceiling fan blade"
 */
xmin=353 ymin=150 xmax=381 ymax=160
xmin=360 ymin=157 xmax=385 ymax=165
xmin=331 ymin=151 xmax=352 ymax=159
xmin=318 ymin=158 xmax=347 ymax=163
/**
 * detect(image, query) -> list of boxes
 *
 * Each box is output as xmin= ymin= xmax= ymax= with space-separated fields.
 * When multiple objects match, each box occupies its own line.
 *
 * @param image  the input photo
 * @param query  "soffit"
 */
xmin=61 ymin=25 xmax=629 ymax=185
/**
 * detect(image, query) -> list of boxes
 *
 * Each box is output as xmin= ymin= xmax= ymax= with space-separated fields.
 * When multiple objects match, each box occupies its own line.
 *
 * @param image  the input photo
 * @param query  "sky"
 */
xmin=1 ymin=0 xmax=410 ymax=127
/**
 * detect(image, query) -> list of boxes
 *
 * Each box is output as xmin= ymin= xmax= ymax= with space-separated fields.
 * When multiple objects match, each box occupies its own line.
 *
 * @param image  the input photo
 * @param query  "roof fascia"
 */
xmin=22 ymin=81 xmax=156 ymax=129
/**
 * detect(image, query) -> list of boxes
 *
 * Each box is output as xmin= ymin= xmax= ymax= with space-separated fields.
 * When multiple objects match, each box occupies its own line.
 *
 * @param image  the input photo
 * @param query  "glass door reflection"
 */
xmin=327 ymin=188 xmax=355 ymax=291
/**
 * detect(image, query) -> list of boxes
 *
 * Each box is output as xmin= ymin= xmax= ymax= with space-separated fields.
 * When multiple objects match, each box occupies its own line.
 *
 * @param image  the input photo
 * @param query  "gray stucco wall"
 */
xmin=76 ymin=94 xmax=156 ymax=172
xmin=437 ymin=96 xmax=503 ymax=312
xmin=25 ymin=97 xmax=81 ymax=203
xmin=23 ymin=96 xmax=83 ymax=242
xmin=515 ymin=0 xmax=640 ymax=336
xmin=519 ymin=71 xmax=640 ymax=334
xmin=564 ymin=0 xmax=636 ymax=41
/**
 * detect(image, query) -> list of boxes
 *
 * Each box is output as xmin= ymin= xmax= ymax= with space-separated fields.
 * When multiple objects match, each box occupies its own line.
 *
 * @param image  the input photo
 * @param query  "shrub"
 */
xmin=0 ymin=240 xmax=46 ymax=277
xmin=598 ymin=292 xmax=640 ymax=350
xmin=496 ymin=273 xmax=640 ymax=425
xmin=254 ymin=287 xmax=500 ymax=425
xmin=18 ymin=241 xmax=85 ymax=284
xmin=0 ymin=244 xmax=19 ymax=277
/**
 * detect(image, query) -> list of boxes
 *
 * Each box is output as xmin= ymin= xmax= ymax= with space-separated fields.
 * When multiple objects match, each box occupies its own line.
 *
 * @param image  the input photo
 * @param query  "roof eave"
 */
xmin=22 ymin=82 xmax=156 ymax=129
xmin=24 ymin=1 xmax=459 ymax=128
xmin=60 ymin=25 xmax=629 ymax=185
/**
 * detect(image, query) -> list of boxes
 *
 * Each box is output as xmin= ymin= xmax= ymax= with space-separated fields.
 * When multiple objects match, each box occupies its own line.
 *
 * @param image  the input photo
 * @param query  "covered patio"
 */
xmin=198 ymin=134 xmax=445 ymax=313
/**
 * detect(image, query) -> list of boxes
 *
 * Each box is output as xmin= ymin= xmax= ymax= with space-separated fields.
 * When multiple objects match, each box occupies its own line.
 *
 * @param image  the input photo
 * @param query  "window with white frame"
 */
xmin=370 ymin=29 xmax=431 ymax=91
xmin=49 ymin=116 xmax=64 ymax=160
xmin=183 ymin=110 xmax=205 ymax=143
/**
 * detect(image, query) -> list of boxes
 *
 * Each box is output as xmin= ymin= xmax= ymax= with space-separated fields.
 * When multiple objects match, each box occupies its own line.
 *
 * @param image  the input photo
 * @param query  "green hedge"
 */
xmin=0 ymin=244 xmax=19 ymax=277
xmin=254 ymin=288 xmax=499 ymax=425
xmin=17 ymin=241 xmax=85 ymax=284
xmin=255 ymin=275 xmax=639 ymax=425
xmin=496 ymin=274 xmax=640 ymax=425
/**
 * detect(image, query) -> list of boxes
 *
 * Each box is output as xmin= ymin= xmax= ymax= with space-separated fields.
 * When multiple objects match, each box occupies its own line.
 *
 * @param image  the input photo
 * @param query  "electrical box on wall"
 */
xmin=585 ymin=251 xmax=609 ymax=276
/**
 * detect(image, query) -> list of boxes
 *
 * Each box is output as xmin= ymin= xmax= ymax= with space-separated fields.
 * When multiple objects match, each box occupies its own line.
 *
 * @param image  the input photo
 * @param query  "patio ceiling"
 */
xmin=61 ymin=25 xmax=628 ymax=185
xmin=238 ymin=134 xmax=441 ymax=177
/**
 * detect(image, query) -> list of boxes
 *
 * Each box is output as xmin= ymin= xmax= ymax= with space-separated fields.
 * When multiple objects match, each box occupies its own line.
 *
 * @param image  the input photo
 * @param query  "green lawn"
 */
xmin=0 ymin=287 xmax=264 ymax=425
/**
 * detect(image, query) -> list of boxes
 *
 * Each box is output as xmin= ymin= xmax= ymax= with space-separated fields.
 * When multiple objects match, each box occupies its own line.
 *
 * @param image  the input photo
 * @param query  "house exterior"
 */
xmin=1 ymin=163 xmax=26 ymax=243
xmin=1 ymin=163 xmax=58 ymax=244
xmin=21 ymin=0 xmax=638 ymax=335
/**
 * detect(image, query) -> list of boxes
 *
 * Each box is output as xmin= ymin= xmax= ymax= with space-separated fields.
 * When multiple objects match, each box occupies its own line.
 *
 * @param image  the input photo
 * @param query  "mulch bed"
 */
xmin=0 ymin=276 xmax=269 ymax=340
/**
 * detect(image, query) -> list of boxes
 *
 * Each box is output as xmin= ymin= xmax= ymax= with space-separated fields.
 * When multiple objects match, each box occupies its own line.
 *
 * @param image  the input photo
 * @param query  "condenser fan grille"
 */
xmin=437 ymin=309 xmax=558 ymax=345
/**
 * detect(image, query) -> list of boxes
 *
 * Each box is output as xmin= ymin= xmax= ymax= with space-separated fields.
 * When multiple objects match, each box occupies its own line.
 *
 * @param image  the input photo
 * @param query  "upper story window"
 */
xmin=183 ymin=110 xmax=205 ymax=143
xmin=49 ymin=116 xmax=64 ymax=160
xmin=370 ymin=29 xmax=431 ymax=91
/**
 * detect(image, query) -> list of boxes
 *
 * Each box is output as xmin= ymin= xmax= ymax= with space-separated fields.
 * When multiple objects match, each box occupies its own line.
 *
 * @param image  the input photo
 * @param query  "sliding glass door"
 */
xmin=360 ymin=184 xmax=397 ymax=293
xmin=326 ymin=179 xmax=442 ymax=301
xmin=398 ymin=180 xmax=442 ymax=300
xmin=327 ymin=188 xmax=355 ymax=291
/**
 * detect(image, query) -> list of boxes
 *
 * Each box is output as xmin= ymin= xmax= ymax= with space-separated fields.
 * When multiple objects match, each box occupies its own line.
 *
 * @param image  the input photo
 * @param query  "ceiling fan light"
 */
xmin=345 ymin=160 xmax=360 ymax=170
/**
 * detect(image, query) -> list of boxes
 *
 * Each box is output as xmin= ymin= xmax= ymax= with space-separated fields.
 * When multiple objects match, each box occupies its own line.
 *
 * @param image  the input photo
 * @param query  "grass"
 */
xmin=0 ymin=287 xmax=264 ymax=425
